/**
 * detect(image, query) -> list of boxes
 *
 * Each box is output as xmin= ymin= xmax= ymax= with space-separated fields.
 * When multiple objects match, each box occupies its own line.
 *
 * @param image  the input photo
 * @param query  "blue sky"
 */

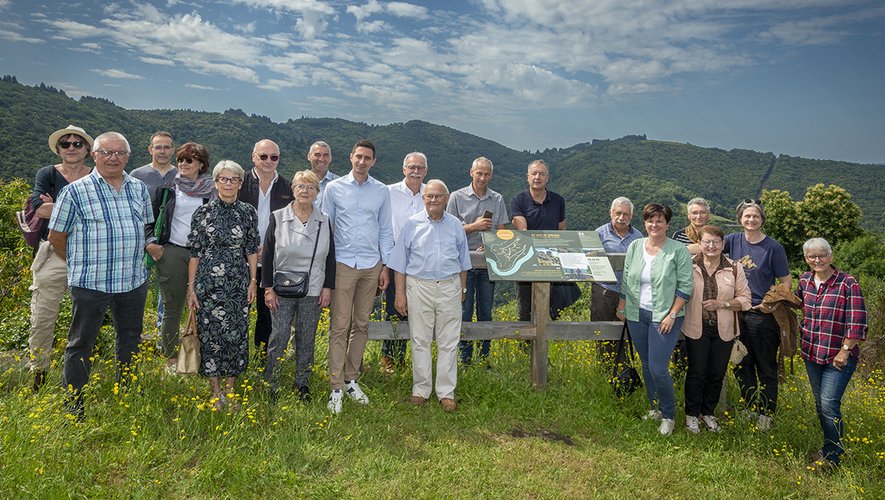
xmin=1 ymin=0 xmax=883 ymax=164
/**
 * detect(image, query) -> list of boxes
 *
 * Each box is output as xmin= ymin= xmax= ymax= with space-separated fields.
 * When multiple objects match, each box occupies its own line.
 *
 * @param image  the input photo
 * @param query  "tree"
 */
xmin=761 ymin=183 xmax=864 ymax=264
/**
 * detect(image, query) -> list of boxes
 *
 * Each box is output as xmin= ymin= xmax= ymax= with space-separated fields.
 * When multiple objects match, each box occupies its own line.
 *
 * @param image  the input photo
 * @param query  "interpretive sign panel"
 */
xmin=481 ymin=230 xmax=617 ymax=282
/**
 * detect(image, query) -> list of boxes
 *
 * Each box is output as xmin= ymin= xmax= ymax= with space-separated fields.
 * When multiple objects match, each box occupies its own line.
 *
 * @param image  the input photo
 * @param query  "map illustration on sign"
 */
xmin=481 ymin=230 xmax=617 ymax=282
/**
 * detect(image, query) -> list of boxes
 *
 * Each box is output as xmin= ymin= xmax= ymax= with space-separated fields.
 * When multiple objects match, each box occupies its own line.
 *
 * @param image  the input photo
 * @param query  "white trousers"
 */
xmin=406 ymin=275 xmax=461 ymax=400
xmin=28 ymin=240 xmax=69 ymax=371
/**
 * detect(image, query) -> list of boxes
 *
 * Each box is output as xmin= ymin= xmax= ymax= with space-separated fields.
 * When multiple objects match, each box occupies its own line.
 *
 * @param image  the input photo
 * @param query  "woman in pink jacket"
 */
xmin=682 ymin=225 xmax=751 ymax=433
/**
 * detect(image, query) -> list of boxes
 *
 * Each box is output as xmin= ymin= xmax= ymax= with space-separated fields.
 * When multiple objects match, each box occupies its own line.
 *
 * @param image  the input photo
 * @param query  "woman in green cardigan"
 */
xmin=617 ymin=203 xmax=693 ymax=436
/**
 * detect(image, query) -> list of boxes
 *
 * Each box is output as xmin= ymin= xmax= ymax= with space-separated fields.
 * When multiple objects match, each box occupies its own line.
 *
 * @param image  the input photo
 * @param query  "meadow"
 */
xmin=1 ymin=299 xmax=882 ymax=499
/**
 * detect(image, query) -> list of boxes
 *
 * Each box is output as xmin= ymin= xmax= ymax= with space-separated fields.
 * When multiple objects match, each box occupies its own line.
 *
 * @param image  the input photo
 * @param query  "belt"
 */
xmin=167 ymin=242 xmax=190 ymax=250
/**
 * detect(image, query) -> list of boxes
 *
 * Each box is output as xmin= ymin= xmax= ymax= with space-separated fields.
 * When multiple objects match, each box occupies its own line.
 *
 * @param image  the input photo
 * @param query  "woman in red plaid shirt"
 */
xmin=796 ymin=237 xmax=867 ymax=471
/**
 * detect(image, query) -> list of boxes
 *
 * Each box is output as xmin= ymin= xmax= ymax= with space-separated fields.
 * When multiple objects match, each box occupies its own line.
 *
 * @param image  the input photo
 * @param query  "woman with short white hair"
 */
xmin=187 ymin=160 xmax=260 ymax=410
xmin=796 ymin=237 xmax=867 ymax=470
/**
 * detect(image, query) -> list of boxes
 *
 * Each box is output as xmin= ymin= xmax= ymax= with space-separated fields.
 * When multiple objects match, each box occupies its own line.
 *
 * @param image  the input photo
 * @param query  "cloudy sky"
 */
xmin=1 ymin=0 xmax=883 ymax=163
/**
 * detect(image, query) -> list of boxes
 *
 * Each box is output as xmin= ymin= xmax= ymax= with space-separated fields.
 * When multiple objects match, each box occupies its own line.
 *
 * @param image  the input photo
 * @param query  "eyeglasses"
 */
xmin=294 ymin=184 xmax=317 ymax=191
xmin=424 ymin=194 xmax=446 ymax=200
xmin=96 ymin=150 xmax=130 ymax=159
xmin=216 ymin=176 xmax=241 ymax=184
xmin=58 ymin=141 xmax=85 ymax=150
xmin=805 ymin=254 xmax=831 ymax=261
xmin=255 ymin=153 xmax=280 ymax=162
xmin=700 ymin=239 xmax=722 ymax=247
xmin=405 ymin=164 xmax=427 ymax=171
xmin=178 ymin=157 xmax=196 ymax=164
xmin=151 ymin=144 xmax=173 ymax=151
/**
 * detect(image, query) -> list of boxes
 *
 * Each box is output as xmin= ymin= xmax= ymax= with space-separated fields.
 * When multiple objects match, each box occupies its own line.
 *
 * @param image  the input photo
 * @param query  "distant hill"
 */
xmin=2 ymin=77 xmax=882 ymax=233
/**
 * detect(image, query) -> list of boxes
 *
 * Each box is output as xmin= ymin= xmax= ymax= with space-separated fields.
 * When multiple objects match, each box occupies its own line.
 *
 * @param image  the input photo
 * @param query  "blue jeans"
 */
xmin=459 ymin=269 xmax=495 ymax=363
xmin=628 ymin=308 xmax=683 ymax=419
xmin=805 ymin=357 xmax=857 ymax=464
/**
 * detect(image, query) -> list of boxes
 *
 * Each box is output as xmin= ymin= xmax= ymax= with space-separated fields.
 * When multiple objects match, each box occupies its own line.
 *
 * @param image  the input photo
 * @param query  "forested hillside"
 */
xmin=1 ymin=78 xmax=882 ymax=233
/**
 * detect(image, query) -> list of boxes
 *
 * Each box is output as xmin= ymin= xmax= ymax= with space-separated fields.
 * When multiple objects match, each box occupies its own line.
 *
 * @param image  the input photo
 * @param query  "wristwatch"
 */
xmin=462 ymin=288 xmax=468 ymax=293
xmin=669 ymin=312 xmax=677 ymax=320
xmin=842 ymin=344 xmax=851 ymax=351
xmin=724 ymin=301 xmax=731 ymax=308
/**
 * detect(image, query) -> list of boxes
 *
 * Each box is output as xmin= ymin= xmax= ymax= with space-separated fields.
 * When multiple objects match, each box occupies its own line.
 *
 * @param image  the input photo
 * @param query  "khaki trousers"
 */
xmin=28 ymin=240 xmax=69 ymax=371
xmin=407 ymin=275 xmax=461 ymax=400
xmin=328 ymin=262 xmax=381 ymax=390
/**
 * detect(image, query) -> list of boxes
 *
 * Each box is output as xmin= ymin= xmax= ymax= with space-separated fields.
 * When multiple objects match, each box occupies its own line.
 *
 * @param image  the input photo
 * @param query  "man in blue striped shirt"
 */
xmin=48 ymin=132 xmax=153 ymax=417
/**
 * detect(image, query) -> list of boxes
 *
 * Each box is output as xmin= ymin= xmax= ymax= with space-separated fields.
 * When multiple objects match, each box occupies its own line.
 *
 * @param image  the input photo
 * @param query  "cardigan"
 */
xmin=620 ymin=237 xmax=693 ymax=322
xmin=681 ymin=256 xmax=751 ymax=341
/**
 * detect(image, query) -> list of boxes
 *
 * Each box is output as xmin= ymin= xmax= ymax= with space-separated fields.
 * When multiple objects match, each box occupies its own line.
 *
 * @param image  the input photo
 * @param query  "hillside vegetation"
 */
xmin=1 ymin=77 xmax=883 ymax=233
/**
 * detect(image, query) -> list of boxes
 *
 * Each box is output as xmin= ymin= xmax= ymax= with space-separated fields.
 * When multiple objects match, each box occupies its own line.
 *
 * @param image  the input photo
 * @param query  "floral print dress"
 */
xmin=188 ymin=199 xmax=259 ymax=377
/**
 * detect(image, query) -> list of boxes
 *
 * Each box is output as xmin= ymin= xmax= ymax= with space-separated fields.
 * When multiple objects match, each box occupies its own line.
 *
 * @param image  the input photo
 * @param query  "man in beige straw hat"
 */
xmin=27 ymin=125 xmax=93 ymax=391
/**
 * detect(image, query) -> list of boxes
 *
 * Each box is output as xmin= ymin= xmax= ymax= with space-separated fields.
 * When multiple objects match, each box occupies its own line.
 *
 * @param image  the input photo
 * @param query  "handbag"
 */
xmin=176 ymin=308 xmax=200 ymax=374
xmin=611 ymin=321 xmax=643 ymax=398
xmin=15 ymin=197 xmax=44 ymax=250
xmin=144 ymin=188 xmax=171 ymax=270
xmin=272 ymin=219 xmax=323 ymax=298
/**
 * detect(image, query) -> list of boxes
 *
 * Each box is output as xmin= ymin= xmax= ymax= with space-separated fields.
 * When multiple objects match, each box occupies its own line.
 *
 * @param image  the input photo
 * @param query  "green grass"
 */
xmin=1 ymin=317 xmax=883 ymax=498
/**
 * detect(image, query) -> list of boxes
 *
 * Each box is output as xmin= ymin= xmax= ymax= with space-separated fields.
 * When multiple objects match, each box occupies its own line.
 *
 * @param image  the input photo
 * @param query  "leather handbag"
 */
xmin=611 ymin=321 xmax=643 ymax=398
xmin=271 ymin=219 xmax=323 ymax=298
xmin=176 ymin=308 xmax=200 ymax=375
xmin=16 ymin=197 xmax=45 ymax=250
xmin=273 ymin=270 xmax=310 ymax=298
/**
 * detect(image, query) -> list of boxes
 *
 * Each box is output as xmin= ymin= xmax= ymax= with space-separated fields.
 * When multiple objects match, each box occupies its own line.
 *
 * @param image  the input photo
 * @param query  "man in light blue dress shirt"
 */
xmin=389 ymin=180 xmax=471 ymax=412
xmin=320 ymin=139 xmax=394 ymax=414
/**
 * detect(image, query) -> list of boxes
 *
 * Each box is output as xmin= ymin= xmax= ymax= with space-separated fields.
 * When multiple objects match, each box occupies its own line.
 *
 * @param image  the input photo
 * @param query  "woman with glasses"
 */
xmin=145 ymin=143 xmax=215 ymax=373
xmin=261 ymin=171 xmax=335 ymax=402
xmin=187 ymin=161 xmax=260 ymax=410
xmin=796 ymin=238 xmax=866 ymax=471
xmin=672 ymin=197 xmax=711 ymax=255
xmin=617 ymin=204 xmax=694 ymax=436
xmin=27 ymin=125 xmax=94 ymax=391
xmin=723 ymin=200 xmax=790 ymax=431
xmin=681 ymin=225 xmax=751 ymax=433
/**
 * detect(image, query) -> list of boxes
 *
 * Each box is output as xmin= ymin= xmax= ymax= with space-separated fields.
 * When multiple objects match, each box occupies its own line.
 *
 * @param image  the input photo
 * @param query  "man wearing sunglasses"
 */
xmin=27 ymin=125 xmax=94 ymax=392
xmin=239 ymin=139 xmax=292 ymax=359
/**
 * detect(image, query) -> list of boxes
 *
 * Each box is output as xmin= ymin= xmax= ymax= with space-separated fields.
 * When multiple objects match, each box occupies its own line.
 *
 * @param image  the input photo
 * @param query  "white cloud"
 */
xmin=385 ymin=2 xmax=428 ymax=19
xmin=356 ymin=20 xmax=386 ymax=34
xmin=185 ymin=83 xmax=221 ymax=90
xmin=139 ymin=56 xmax=176 ymax=66
xmin=91 ymin=68 xmax=145 ymax=80
xmin=0 ymin=28 xmax=43 ymax=43
xmin=762 ymin=6 xmax=885 ymax=45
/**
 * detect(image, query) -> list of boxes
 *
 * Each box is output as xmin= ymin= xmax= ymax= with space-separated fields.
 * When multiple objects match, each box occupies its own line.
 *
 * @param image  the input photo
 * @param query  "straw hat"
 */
xmin=48 ymin=125 xmax=94 ymax=155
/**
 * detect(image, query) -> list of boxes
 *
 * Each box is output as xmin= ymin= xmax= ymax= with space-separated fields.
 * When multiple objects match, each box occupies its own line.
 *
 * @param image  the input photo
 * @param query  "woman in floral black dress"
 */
xmin=187 ymin=160 xmax=259 ymax=410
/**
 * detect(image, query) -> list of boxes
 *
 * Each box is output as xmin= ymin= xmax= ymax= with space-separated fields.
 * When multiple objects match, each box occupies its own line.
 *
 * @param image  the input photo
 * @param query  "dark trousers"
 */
xmin=684 ymin=322 xmax=734 ymax=416
xmin=459 ymin=268 xmax=495 ymax=363
xmin=734 ymin=310 xmax=780 ymax=415
xmin=254 ymin=266 xmax=272 ymax=356
xmin=516 ymin=282 xmax=563 ymax=322
xmin=591 ymin=283 xmax=625 ymax=365
xmin=381 ymin=269 xmax=407 ymax=363
xmin=64 ymin=282 xmax=148 ymax=394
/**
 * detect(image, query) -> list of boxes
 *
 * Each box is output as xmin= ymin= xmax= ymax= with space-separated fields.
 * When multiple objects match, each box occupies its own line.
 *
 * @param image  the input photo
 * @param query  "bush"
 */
xmin=858 ymin=275 xmax=884 ymax=372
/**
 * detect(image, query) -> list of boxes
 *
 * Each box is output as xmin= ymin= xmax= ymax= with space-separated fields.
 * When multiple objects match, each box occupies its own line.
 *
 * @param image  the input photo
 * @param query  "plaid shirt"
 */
xmin=796 ymin=267 xmax=867 ymax=365
xmin=49 ymin=170 xmax=153 ymax=293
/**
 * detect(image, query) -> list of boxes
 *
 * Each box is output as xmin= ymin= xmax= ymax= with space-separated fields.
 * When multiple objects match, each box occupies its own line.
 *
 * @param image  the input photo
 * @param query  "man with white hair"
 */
xmin=390 ymin=179 xmax=471 ymax=412
xmin=594 ymin=197 xmax=643 ymax=364
xmin=380 ymin=152 xmax=428 ymax=373
xmin=48 ymin=131 xmax=153 ymax=417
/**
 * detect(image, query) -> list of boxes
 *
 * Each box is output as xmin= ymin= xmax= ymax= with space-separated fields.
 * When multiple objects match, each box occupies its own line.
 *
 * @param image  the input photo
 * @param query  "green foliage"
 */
xmin=0 ymin=179 xmax=34 ymax=350
xmin=762 ymin=184 xmax=865 ymax=264
xmin=857 ymin=275 xmax=885 ymax=371
xmin=835 ymin=234 xmax=885 ymax=279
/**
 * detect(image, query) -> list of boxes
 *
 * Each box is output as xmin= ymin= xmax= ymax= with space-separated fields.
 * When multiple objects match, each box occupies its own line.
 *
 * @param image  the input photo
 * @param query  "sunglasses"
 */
xmin=256 ymin=153 xmax=280 ymax=162
xmin=59 ymin=141 xmax=85 ymax=149
xmin=178 ymin=157 xmax=197 ymax=164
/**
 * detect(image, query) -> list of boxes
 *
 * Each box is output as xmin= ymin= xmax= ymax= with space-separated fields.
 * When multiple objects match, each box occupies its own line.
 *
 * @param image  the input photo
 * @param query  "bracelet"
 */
xmin=616 ymin=308 xmax=625 ymax=314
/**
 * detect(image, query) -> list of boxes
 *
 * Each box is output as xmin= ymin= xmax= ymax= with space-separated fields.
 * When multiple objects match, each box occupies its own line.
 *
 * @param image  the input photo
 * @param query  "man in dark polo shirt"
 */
xmin=510 ymin=159 xmax=566 ymax=321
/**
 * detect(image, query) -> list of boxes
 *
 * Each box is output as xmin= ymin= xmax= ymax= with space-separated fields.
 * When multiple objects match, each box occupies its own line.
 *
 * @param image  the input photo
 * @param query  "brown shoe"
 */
xmin=409 ymin=395 xmax=427 ymax=406
xmin=380 ymin=356 xmax=395 ymax=374
xmin=439 ymin=398 xmax=457 ymax=412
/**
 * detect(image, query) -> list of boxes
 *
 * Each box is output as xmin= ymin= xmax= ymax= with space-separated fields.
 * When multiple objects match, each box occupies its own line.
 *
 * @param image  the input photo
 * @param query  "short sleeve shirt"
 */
xmin=724 ymin=233 xmax=790 ymax=305
xmin=509 ymin=189 xmax=565 ymax=231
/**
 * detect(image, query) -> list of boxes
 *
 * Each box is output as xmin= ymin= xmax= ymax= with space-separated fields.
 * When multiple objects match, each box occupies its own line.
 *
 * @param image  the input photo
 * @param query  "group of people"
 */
xmin=27 ymin=125 xmax=867 ymax=470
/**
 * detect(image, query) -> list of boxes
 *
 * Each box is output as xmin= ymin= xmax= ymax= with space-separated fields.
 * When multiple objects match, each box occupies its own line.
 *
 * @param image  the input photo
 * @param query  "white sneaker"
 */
xmin=327 ymin=390 xmax=343 ymax=414
xmin=344 ymin=380 xmax=370 ymax=405
xmin=685 ymin=415 xmax=700 ymax=434
xmin=701 ymin=415 xmax=721 ymax=433
xmin=757 ymin=414 xmax=773 ymax=431
xmin=642 ymin=410 xmax=662 ymax=421
xmin=659 ymin=418 xmax=675 ymax=436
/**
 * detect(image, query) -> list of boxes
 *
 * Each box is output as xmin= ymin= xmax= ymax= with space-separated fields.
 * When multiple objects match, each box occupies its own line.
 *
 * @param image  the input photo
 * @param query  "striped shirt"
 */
xmin=49 ymin=170 xmax=153 ymax=293
xmin=796 ymin=268 xmax=867 ymax=365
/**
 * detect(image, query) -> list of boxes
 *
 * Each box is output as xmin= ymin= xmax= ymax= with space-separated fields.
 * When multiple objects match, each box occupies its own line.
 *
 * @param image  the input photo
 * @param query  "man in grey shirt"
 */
xmin=130 ymin=131 xmax=177 ymax=202
xmin=446 ymin=157 xmax=507 ymax=365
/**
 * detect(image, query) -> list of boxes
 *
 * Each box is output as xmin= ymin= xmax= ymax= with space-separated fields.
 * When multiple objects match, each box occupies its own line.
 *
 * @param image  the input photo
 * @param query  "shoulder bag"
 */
xmin=273 ymin=219 xmax=324 ymax=298
xmin=611 ymin=321 xmax=643 ymax=398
